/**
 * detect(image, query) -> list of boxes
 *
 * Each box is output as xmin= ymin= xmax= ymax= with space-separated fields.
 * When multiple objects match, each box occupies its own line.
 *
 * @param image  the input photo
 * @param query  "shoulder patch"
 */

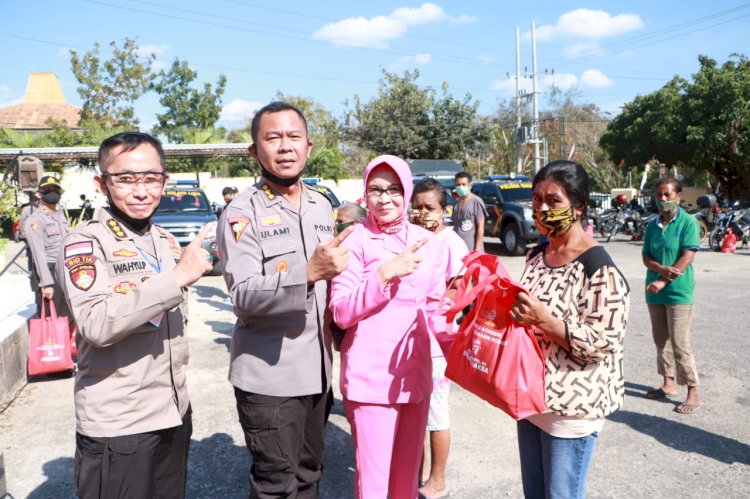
xmin=227 ymin=216 xmax=250 ymax=242
xmin=70 ymin=265 xmax=96 ymax=291
xmin=64 ymin=241 xmax=94 ymax=258
xmin=106 ymin=219 xmax=127 ymax=238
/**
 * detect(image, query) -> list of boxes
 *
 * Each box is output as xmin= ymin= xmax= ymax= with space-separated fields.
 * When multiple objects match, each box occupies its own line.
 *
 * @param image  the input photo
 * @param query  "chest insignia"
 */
xmin=30 ymin=222 xmax=39 ymax=231
xmin=276 ymin=261 xmax=288 ymax=272
xmin=260 ymin=214 xmax=282 ymax=227
xmin=107 ymin=219 xmax=127 ymax=238
xmin=114 ymin=281 xmax=137 ymax=294
xmin=112 ymin=249 xmax=138 ymax=258
xmin=64 ymin=241 xmax=94 ymax=258
xmin=227 ymin=216 xmax=250 ymax=242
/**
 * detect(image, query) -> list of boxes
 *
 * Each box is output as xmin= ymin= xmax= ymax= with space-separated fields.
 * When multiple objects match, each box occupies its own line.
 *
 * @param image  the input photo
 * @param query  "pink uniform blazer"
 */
xmin=330 ymin=218 xmax=447 ymax=404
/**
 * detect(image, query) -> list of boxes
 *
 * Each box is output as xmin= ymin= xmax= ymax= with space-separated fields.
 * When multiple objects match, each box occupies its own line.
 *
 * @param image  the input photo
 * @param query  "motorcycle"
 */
xmin=708 ymin=202 xmax=750 ymax=251
xmin=605 ymin=200 xmax=655 ymax=242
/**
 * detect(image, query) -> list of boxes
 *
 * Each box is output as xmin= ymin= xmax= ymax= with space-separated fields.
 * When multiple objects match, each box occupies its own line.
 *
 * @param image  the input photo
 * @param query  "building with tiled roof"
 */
xmin=0 ymin=73 xmax=81 ymax=132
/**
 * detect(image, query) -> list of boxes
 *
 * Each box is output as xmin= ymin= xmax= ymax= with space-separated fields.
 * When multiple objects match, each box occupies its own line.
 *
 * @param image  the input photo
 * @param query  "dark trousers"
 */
xmin=234 ymin=388 xmax=327 ymax=499
xmin=75 ymin=409 xmax=192 ymax=499
xmin=31 ymin=262 xmax=73 ymax=329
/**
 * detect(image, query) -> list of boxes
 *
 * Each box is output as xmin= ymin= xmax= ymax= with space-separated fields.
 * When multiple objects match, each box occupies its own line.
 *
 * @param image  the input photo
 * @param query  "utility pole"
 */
xmin=531 ymin=21 xmax=540 ymax=174
xmin=515 ymin=27 xmax=523 ymax=174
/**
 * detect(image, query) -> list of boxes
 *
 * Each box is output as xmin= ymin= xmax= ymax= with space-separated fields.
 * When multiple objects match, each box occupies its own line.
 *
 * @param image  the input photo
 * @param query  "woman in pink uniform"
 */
xmin=330 ymin=155 xmax=447 ymax=499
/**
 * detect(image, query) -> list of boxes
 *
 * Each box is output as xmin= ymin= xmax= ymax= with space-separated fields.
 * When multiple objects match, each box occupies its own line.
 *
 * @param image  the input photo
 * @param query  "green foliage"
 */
xmin=70 ymin=37 xmax=155 ymax=129
xmin=151 ymin=58 xmax=227 ymax=142
xmin=0 ymin=182 xmax=21 ymax=222
xmin=345 ymin=69 xmax=485 ymax=161
xmin=601 ymin=54 xmax=750 ymax=196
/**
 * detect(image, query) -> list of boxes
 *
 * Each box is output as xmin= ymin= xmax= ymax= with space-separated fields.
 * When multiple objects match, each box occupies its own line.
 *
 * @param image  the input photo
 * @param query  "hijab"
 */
xmin=363 ymin=155 xmax=413 ymax=237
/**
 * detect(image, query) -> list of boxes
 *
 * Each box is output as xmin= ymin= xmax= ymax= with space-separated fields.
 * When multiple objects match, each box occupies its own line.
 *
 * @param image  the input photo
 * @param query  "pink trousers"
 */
xmin=344 ymin=399 xmax=430 ymax=499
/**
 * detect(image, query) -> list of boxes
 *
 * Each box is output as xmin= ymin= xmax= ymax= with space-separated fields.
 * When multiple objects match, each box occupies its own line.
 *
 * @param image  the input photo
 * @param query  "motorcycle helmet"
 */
xmin=612 ymin=193 xmax=628 ymax=208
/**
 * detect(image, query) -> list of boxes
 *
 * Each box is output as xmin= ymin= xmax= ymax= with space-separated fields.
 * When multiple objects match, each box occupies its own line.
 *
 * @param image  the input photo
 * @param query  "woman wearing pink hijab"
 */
xmin=330 ymin=155 xmax=448 ymax=498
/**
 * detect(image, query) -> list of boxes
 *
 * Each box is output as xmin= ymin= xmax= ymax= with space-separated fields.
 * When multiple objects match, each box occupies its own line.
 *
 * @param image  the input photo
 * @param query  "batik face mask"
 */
xmin=533 ymin=206 xmax=578 ymax=237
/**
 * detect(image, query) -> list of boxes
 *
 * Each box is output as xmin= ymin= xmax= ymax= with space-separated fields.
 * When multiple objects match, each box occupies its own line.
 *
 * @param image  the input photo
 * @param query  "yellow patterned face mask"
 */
xmin=533 ymin=206 xmax=578 ymax=237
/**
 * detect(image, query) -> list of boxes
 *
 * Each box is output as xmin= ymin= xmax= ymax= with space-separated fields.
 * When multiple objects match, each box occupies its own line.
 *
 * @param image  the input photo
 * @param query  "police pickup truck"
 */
xmin=151 ymin=180 xmax=220 ymax=273
xmin=471 ymin=175 xmax=539 ymax=256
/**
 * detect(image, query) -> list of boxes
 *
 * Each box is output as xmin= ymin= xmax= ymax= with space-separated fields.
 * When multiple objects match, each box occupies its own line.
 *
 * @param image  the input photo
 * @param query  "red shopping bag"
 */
xmin=28 ymin=299 xmax=75 ymax=376
xmin=442 ymin=251 xmax=547 ymax=420
xmin=69 ymin=323 xmax=78 ymax=358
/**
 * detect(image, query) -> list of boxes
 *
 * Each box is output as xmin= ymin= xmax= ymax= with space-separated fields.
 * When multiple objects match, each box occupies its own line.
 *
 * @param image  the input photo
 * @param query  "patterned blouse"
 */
xmin=519 ymin=244 xmax=630 ymax=418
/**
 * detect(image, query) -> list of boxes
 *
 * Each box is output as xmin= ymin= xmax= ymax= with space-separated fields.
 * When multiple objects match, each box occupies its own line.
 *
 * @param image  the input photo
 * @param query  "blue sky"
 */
xmin=1 ymin=1 xmax=749 ymax=133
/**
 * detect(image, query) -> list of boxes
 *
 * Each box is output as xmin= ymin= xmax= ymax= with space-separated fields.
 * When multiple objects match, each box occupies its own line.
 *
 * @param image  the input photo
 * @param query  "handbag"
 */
xmin=28 ymin=298 xmax=75 ymax=376
xmin=442 ymin=251 xmax=547 ymax=420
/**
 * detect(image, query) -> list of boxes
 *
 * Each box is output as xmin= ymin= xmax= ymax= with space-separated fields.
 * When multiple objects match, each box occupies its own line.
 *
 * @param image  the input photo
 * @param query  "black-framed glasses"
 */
xmin=102 ymin=171 xmax=166 ymax=191
xmin=366 ymin=185 xmax=403 ymax=198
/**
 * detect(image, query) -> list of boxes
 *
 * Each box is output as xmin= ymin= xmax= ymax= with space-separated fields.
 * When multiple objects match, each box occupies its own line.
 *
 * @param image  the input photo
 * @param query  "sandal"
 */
xmin=646 ymin=388 xmax=677 ymax=400
xmin=675 ymin=403 xmax=703 ymax=414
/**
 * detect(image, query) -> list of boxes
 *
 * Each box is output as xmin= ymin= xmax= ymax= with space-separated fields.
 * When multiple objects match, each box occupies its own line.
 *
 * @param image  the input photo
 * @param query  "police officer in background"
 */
xmin=23 ymin=175 xmax=71 ymax=324
xmin=217 ymin=102 xmax=351 ymax=498
xmin=57 ymin=132 xmax=213 ymax=499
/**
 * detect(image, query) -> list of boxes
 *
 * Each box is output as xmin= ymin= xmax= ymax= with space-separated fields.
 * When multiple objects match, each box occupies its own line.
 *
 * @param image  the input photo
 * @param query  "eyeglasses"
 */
xmin=103 ymin=171 xmax=166 ymax=191
xmin=366 ymin=185 xmax=403 ymax=198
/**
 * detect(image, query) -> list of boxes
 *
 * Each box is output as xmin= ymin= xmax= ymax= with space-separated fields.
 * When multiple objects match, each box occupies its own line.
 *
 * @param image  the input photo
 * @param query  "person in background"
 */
xmin=222 ymin=185 xmax=239 ymax=204
xmin=510 ymin=160 xmax=629 ymax=499
xmin=330 ymin=155 xmax=447 ymax=499
xmin=452 ymin=171 xmax=487 ymax=251
xmin=410 ymin=178 xmax=468 ymax=499
xmin=643 ymin=177 xmax=703 ymax=414
xmin=217 ymin=101 xmax=351 ymax=498
xmin=335 ymin=202 xmax=367 ymax=235
xmin=58 ymin=131 xmax=213 ymax=498
xmin=23 ymin=176 xmax=72 ymax=326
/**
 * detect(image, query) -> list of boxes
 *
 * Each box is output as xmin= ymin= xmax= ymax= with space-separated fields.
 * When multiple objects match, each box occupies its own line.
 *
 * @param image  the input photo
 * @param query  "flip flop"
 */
xmin=646 ymin=388 xmax=677 ymax=400
xmin=675 ymin=403 xmax=703 ymax=414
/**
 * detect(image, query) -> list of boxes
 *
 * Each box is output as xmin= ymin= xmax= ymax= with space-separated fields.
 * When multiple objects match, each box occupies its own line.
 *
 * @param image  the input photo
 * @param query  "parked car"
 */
xmin=472 ymin=175 xmax=539 ymax=255
xmin=151 ymin=180 xmax=220 ymax=274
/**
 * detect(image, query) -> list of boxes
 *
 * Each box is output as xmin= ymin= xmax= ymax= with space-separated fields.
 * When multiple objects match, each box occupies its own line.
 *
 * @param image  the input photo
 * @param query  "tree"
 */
xmin=70 ymin=38 xmax=155 ymax=129
xmin=543 ymin=87 xmax=625 ymax=191
xmin=151 ymin=58 xmax=227 ymax=142
xmin=344 ymin=69 xmax=432 ymax=158
xmin=600 ymin=54 xmax=750 ymax=197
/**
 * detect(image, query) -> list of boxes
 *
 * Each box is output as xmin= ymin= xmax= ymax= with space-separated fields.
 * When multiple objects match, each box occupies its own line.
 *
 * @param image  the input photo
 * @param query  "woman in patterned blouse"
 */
xmin=510 ymin=160 xmax=630 ymax=499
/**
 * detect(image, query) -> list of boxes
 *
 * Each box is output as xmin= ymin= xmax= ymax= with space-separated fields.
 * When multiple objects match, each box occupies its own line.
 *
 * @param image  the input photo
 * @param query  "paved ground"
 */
xmin=1 ymin=235 xmax=749 ymax=498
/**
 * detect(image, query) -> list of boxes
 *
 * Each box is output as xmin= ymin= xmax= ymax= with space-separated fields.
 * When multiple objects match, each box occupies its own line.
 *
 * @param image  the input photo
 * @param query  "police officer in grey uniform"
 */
xmin=217 ymin=102 xmax=351 ymax=498
xmin=57 ymin=132 xmax=213 ymax=499
xmin=23 ymin=175 xmax=72 ymax=324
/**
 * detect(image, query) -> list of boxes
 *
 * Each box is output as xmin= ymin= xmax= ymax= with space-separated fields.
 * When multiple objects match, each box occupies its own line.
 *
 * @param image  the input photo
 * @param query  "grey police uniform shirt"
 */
xmin=23 ymin=206 xmax=68 ymax=287
xmin=217 ymin=180 xmax=335 ymax=397
xmin=57 ymin=208 xmax=190 ymax=437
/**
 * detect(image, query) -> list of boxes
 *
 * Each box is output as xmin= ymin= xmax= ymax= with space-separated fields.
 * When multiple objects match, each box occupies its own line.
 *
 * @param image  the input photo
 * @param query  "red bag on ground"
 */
xmin=28 ymin=299 xmax=75 ymax=376
xmin=442 ymin=251 xmax=547 ymax=420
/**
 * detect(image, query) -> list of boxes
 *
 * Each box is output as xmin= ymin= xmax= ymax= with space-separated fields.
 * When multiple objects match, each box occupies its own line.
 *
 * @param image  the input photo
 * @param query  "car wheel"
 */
xmin=501 ymin=223 xmax=526 ymax=256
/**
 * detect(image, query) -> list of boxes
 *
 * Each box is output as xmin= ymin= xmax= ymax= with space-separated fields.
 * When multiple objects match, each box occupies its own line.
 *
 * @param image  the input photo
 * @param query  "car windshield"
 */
xmin=496 ymin=183 xmax=533 ymax=203
xmin=158 ymin=190 xmax=211 ymax=212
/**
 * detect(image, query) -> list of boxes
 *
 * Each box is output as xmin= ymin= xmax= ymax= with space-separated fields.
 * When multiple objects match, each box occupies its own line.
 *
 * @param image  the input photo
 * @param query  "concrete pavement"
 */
xmin=0 ymin=236 xmax=749 ymax=498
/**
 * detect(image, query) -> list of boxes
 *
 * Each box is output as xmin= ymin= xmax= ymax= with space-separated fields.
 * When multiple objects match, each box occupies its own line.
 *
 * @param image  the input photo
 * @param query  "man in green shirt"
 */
xmin=642 ymin=177 xmax=702 ymax=414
